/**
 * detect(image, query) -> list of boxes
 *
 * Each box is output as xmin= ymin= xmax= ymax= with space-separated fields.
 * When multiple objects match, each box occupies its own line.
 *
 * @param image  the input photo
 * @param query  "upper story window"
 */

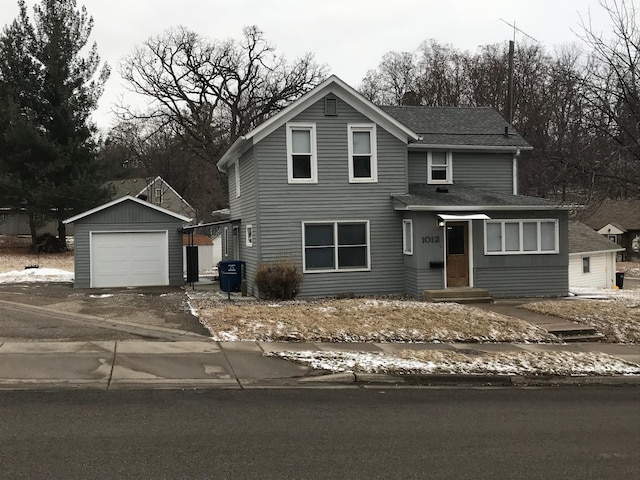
xmin=287 ymin=123 xmax=317 ymax=183
xmin=485 ymin=219 xmax=559 ymax=255
xmin=348 ymin=124 xmax=377 ymax=183
xmin=428 ymin=151 xmax=452 ymax=184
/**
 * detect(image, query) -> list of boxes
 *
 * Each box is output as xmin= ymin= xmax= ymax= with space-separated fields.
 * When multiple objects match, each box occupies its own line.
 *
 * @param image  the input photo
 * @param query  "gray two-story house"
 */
xmin=217 ymin=75 xmax=569 ymax=299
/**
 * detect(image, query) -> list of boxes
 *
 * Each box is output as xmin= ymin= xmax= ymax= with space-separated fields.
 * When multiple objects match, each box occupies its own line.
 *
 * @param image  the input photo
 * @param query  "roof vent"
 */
xmin=436 ymin=187 xmax=449 ymax=193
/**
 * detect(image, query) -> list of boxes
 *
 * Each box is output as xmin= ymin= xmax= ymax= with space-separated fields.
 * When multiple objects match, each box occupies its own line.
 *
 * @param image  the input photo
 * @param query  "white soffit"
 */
xmin=437 ymin=213 xmax=491 ymax=221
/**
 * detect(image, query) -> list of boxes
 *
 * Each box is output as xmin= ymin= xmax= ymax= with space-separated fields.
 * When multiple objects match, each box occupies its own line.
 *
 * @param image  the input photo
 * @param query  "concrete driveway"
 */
xmin=0 ymin=283 xmax=210 ymax=342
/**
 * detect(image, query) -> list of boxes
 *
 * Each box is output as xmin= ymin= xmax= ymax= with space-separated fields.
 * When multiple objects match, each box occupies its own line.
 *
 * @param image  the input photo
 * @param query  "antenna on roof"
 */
xmin=497 ymin=19 xmax=538 ymax=126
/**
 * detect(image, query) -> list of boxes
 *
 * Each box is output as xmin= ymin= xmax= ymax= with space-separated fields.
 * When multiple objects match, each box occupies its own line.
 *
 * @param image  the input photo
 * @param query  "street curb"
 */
xmin=354 ymin=373 xmax=513 ymax=386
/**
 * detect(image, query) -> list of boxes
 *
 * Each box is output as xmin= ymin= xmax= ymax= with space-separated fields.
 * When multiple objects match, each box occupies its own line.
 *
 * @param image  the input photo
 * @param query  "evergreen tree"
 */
xmin=0 ymin=0 xmax=110 ymax=247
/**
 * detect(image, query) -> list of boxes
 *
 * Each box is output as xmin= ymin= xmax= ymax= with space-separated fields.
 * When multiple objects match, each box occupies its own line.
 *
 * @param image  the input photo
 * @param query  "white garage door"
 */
xmin=91 ymin=231 xmax=168 ymax=288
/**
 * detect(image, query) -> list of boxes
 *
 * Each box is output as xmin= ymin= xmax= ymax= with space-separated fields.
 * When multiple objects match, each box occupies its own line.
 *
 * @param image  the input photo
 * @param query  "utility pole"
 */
xmin=499 ymin=19 xmax=539 ymax=126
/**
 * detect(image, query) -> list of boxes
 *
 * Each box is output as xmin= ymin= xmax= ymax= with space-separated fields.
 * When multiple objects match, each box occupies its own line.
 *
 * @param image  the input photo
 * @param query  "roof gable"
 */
xmin=63 ymin=195 xmax=192 ymax=224
xmin=217 ymin=75 xmax=420 ymax=171
xmin=581 ymin=199 xmax=640 ymax=231
xmin=569 ymin=221 xmax=624 ymax=254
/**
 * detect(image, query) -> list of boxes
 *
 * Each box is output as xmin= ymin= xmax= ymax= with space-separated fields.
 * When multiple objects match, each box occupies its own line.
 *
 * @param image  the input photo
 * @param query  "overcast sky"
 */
xmin=1 ymin=0 xmax=616 ymax=131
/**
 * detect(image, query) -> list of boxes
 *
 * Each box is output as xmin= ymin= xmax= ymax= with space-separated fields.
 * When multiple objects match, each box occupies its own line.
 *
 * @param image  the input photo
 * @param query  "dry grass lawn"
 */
xmin=522 ymin=299 xmax=640 ymax=343
xmin=0 ymin=235 xmax=73 ymax=273
xmin=191 ymin=298 xmax=558 ymax=343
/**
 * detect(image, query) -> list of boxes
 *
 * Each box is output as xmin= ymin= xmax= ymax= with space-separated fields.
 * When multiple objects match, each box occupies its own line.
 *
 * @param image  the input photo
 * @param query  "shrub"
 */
xmin=254 ymin=259 xmax=303 ymax=300
xmin=35 ymin=233 xmax=67 ymax=253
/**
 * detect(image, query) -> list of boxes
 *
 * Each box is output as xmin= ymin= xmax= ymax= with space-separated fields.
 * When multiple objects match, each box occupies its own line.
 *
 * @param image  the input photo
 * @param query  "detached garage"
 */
xmin=64 ymin=195 xmax=191 ymax=288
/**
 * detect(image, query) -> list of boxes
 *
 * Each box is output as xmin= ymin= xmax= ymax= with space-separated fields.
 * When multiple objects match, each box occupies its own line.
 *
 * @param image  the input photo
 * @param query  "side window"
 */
xmin=428 ymin=151 xmax=452 ymax=184
xmin=402 ymin=219 xmax=413 ymax=255
xmin=235 ymin=160 xmax=240 ymax=198
xmin=286 ymin=123 xmax=317 ymax=183
xmin=348 ymin=124 xmax=377 ymax=183
xmin=582 ymin=256 xmax=590 ymax=273
xmin=222 ymin=227 xmax=229 ymax=257
xmin=246 ymin=224 xmax=253 ymax=247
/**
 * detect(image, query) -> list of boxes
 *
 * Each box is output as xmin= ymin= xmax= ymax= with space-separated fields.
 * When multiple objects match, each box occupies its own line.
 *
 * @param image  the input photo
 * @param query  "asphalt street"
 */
xmin=1 ymin=388 xmax=638 ymax=480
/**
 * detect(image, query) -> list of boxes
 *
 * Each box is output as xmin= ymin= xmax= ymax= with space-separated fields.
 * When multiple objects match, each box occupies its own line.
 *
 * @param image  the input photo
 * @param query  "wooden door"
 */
xmin=446 ymin=222 xmax=469 ymax=287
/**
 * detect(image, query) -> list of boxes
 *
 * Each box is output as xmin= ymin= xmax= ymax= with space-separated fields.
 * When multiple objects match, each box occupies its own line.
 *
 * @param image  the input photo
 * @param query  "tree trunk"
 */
xmin=57 ymin=220 xmax=67 ymax=250
xmin=28 ymin=213 xmax=38 ymax=250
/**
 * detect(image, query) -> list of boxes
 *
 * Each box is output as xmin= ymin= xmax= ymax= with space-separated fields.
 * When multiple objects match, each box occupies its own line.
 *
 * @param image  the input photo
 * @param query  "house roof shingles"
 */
xmin=392 ymin=184 xmax=565 ymax=210
xmin=380 ymin=106 xmax=531 ymax=149
xmin=568 ymin=221 xmax=624 ymax=254
xmin=580 ymin=199 xmax=640 ymax=231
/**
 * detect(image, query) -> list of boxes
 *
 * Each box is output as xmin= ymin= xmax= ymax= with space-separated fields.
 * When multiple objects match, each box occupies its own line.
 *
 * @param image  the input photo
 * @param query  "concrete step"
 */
xmin=427 ymin=296 xmax=495 ymax=304
xmin=556 ymin=333 xmax=606 ymax=342
xmin=423 ymin=288 xmax=493 ymax=304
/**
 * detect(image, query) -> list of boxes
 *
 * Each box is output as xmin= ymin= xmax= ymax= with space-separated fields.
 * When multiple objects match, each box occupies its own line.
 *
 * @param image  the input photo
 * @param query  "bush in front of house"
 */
xmin=254 ymin=259 xmax=302 ymax=300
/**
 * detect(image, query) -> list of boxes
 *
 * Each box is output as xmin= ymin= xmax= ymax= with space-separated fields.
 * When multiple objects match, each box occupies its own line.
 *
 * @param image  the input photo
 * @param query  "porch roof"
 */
xmin=391 ymin=184 xmax=570 ymax=211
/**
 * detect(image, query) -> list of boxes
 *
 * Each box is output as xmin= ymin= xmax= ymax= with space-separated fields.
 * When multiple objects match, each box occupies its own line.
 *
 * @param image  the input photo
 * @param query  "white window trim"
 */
xmin=427 ymin=151 xmax=453 ymax=184
xmin=286 ymin=123 xmax=317 ymax=184
xmin=222 ymin=227 xmax=229 ymax=257
xmin=246 ymin=224 xmax=253 ymax=247
xmin=234 ymin=160 xmax=240 ymax=198
xmin=347 ymin=123 xmax=377 ymax=183
xmin=402 ymin=219 xmax=413 ymax=255
xmin=484 ymin=219 xmax=559 ymax=255
xmin=301 ymin=220 xmax=371 ymax=273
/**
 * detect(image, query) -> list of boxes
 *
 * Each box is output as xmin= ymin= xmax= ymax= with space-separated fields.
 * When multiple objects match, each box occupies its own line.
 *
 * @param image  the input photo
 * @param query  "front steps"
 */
xmin=423 ymin=287 xmax=493 ymax=304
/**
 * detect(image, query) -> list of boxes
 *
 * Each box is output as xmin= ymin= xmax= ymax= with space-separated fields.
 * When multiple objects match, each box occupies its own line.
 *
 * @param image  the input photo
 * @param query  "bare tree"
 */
xmin=578 ymin=0 xmax=640 ymax=196
xmin=119 ymin=26 xmax=327 ymax=164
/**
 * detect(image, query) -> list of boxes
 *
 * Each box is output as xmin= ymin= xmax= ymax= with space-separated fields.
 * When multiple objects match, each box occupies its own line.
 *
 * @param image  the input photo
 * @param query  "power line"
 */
xmin=499 ymin=18 xmax=540 ymax=43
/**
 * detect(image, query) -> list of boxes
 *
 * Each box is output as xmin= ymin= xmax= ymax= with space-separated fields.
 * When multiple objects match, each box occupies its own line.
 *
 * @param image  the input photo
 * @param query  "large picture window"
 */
xmin=286 ymin=123 xmax=317 ymax=183
xmin=303 ymin=221 xmax=370 ymax=272
xmin=485 ymin=219 xmax=559 ymax=254
xmin=348 ymin=124 xmax=377 ymax=182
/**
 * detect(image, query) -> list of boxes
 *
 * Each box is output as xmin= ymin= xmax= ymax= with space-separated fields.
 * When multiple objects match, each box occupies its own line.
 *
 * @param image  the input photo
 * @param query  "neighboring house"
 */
xmin=64 ymin=195 xmax=191 ymax=288
xmin=568 ymin=221 xmax=624 ymax=289
xmin=104 ymin=177 xmax=196 ymax=220
xmin=580 ymin=199 xmax=640 ymax=261
xmin=216 ymin=75 xmax=570 ymax=299
xmin=1 ymin=176 xmax=195 ymax=236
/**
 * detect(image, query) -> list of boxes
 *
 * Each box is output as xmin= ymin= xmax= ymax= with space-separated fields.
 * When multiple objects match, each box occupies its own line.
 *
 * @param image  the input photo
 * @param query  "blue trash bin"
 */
xmin=219 ymin=260 xmax=244 ymax=293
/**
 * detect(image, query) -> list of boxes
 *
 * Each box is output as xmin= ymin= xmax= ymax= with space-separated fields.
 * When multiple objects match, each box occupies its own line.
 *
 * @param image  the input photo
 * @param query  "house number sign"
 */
xmin=421 ymin=236 xmax=440 ymax=243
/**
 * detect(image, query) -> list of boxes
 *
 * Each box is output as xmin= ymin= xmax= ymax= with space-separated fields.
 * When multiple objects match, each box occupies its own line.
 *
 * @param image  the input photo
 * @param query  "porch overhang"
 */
xmin=437 ymin=213 xmax=491 ymax=221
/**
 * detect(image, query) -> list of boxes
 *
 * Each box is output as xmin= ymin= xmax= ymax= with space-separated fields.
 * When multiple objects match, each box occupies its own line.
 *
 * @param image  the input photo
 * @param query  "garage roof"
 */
xmin=63 ymin=195 xmax=192 ymax=224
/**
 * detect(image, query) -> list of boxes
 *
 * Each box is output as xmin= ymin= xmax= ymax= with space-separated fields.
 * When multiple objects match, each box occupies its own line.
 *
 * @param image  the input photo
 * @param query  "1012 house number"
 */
xmin=421 ymin=236 xmax=440 ymax=243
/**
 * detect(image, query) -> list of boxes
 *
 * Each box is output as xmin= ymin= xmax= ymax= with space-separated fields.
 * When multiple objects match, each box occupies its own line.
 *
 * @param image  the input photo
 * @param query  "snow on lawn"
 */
xmin=0 ymin=268 xmax=73 ymax=283
xmin=266 ymin=349 xmax=640 ymax=376
xmin=522 ymin=298 xmax=640 ymax=343
xmin=191 ymin=297 xmax=558 ymax=343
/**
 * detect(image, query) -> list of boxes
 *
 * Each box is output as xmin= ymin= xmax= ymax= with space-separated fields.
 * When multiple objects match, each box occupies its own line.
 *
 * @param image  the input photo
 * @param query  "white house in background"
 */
xmin=568 ymin=221 xmax=624 ymax=289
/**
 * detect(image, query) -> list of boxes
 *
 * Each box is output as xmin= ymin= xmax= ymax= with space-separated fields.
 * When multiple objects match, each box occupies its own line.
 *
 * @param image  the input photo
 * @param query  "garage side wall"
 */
xmin=72 ymin=201 xmax=185 ymax=288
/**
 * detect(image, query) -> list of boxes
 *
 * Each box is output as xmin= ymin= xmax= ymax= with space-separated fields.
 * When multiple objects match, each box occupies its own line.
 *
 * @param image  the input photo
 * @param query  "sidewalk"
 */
xmin=1 ymin=339 xmax=638 ymax=390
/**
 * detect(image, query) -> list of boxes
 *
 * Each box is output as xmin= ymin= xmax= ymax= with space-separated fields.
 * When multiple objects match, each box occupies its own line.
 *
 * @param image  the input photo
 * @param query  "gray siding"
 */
xmin=472 ymin=210 xmax=569 ymax=297
xmin=252 ymin=95 xmax=408 ymax=297
xmin=72 ymin=201 xmax=185 ymax=288
xmin=228 ymin=147 xmax=259 ymax=293
xmin=407 ymin=151 xmax=514 ymax=194
xmin=402 ymin=212 xmax=446 ymax=297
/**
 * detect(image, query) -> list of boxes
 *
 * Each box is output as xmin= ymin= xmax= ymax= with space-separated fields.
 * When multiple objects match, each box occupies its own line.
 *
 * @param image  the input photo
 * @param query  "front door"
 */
xmin=446 ymin=222 xmax=469 ymax=287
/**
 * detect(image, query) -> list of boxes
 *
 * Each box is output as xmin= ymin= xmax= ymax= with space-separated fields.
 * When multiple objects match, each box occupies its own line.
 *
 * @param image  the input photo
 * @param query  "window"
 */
xmin=348 ymin=124 xmax=377 ymax=183
xmin=325 ymin=97 xmax=338 ymax=116
xmin=607 ymin=234 xmax=617 ymax=243
xmin=485 ymin=220 xmax=559 ymax=254
xmin=403 ymin=219 xmax=413 ymax=255
xmin=222 ymin=227 xmax=229 ymax=257
xmin=302 ymin=221 xmax=370 ymax=272
xmin=428 ymin=151 xmax=452 ymax=184
xmin=234 ymin=160 xmax=240 ymax=197
xmin=582 ymin=256 xmax=590 ymax=274
xmin=287 ymin=123 xmax=317 ymax=183
xmin=246 ymin=224 xmax=253 ymax=247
